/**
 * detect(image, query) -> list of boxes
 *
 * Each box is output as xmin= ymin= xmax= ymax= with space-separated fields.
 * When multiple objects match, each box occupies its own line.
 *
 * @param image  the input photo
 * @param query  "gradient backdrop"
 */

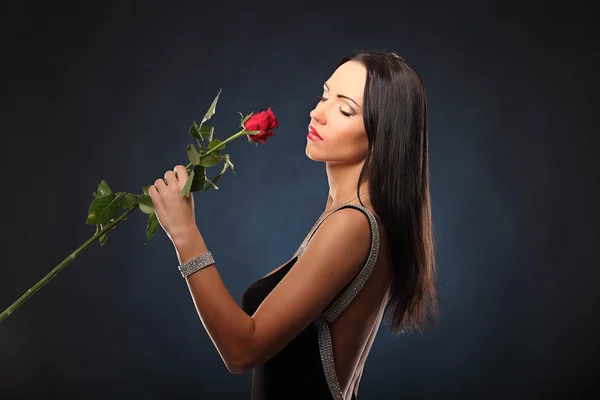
xmin=1 ymin=1 xmax=599 ymax=399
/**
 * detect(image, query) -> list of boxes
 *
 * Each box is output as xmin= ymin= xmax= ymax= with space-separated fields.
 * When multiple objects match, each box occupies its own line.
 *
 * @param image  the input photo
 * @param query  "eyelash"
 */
xmin=317 ymin=95 xmax=353 ymax=117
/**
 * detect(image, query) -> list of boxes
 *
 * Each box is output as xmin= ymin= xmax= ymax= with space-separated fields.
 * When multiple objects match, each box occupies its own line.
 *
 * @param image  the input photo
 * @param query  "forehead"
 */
xmin=326 ymin=61 xmax=366 ymax=100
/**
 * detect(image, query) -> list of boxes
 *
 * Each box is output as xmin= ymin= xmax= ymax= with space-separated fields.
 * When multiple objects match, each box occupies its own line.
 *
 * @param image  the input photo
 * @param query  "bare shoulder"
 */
xmin=242 ymin=205 xmax=376 ymax=370
xmin=325 ymin=207 xmax=373 ymax=237
xmin=302 ymin=206 xmax=373 ymax=278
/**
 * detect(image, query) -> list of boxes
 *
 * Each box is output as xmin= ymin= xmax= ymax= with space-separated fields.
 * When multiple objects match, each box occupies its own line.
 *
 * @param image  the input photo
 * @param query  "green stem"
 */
xmin=185 ymin=129 xmax=247 ymax=170
xmin=1 ymin=128 xmax=251 ymax=324
xmin=0 ymin=204 xmax=139 ymax=323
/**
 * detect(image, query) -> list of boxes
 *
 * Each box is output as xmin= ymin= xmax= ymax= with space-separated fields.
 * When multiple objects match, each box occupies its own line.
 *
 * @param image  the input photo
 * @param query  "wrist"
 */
xmin=170 ymin=224 xmax=200 ymax=245
xmin=171 ymin=227 xmax=208 ymax=263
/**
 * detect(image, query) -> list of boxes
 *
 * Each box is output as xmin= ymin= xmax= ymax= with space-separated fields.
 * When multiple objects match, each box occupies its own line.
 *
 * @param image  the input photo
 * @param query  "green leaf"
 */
xmin=142 ymin=185 xmax=151 ymax=196
xmin=180 ymin=165 xmax=207 ymax=196
xmin=146 ymin=212 xmax=159 ymax=241
xmin=138 ymin=194 xmax=154 ymax=215
xmin=199 ymin=152 xmax=222 ymax=167
xmin=207 ymin=153 xmax=235 ymax=189
xmin=239 ymin=112 xmax=253 ymax=127
xmin=200 ymin=125 xmax=214 ymax=142
xmin=208 ymin=138 xmax=226 ymax=152
xmin=223 ymin=154 xmax=235 ymax=176
xmin=123 ymin=193 xmax=138 ymax=208
xmin=181 ymin=168 xmax=195 ymax=197
xmin=190 ymin=165 xmax=206 ymax=192
xmin=94 ymin=224 xmax=107 ymax=246
xmin=188 ymin=121 xmax=202 ymax=141
xmin=245 ymin=129 xmax=261 ymax=136
xmin=202 ymin=89 xmax=222 ymax=124
xmin=97 ymin=180 xmax=112 ymax=197
xmin=186 ymin=144 xmax=200 ymax=165
xmin=99 ymin=224 xmax=108 ymax=246
xmin=210 ymin=171 xmax=225 ymax=188
xmin=203 ymin=178 xmax=219 ymax=191
xmin=86 ymin=194 xmax=120 ymax=224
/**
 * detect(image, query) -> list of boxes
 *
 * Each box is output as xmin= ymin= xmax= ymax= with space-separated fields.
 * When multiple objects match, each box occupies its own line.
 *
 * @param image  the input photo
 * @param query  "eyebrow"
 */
xmin=324 ymin=82 xmax=361 ymax=109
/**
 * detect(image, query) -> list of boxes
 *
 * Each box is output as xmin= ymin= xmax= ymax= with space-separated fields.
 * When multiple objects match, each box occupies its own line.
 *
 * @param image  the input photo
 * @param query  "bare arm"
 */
xmin=173 ymin=207 xmax=372 ymax=374
xmin=173 ymin=229 xmax=255 ymax=374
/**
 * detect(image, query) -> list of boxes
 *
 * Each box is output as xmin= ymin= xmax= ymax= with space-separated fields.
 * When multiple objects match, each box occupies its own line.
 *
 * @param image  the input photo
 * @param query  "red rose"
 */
xmin=244 ymin=107 xmax=278 ymax=144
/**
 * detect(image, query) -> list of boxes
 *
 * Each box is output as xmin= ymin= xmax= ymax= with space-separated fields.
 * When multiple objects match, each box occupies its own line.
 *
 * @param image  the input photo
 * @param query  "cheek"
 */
xmin=326 ymin=113 xmax=361 ymax=136
xmin=351 ymin=132 xmax=370 ymax=157
xmin=339 ymin=118 xmax=366 ymax=147
xmin=329 ymin=128 xmax=368 ymax=159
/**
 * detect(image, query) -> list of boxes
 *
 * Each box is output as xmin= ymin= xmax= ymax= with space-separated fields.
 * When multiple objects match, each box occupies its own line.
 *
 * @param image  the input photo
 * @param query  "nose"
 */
xmin=309 ymin=101 xmax=326 ymax=125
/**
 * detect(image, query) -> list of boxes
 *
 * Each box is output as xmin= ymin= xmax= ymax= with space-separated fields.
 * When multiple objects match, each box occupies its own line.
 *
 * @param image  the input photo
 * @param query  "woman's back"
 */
xmin=241 ymin=203 xmax=394 ymax=399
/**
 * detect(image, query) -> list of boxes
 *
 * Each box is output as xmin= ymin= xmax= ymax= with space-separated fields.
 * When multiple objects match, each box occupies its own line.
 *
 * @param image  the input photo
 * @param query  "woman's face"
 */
xmin=306 ymin=61 xmax=368 ymax=165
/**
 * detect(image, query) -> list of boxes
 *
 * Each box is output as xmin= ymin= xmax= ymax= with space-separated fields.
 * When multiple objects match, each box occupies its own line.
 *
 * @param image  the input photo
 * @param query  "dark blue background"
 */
xmin=1 ymin=0 xmax=598 ymax=398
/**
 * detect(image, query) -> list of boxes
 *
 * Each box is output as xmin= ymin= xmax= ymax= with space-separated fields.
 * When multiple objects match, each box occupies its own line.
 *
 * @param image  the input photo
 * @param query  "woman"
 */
xmin=148 ymin=50 xmax=438 ymax=399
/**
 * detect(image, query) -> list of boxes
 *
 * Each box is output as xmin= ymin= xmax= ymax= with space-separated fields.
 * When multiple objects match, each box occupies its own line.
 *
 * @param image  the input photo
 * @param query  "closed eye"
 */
xmin=317 ymin=95 xmax=353 ymax=117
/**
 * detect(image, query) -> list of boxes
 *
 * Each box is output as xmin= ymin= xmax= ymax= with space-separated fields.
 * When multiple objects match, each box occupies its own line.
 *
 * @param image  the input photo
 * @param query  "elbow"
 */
xmin=225 ymin=345 xmax=256 ymax=375
xmin=226 ymin=357 xmax=254 ymax=374
xmin=225 ymin=316 xmax=258 ymax=374
xmin=227 ymin=364 xmax=248 ymax=374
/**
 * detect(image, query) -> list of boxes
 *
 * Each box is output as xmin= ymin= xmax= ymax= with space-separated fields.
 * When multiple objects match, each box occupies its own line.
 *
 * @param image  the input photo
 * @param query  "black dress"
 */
xmin=241 ymin=204 xmax=381 ymax=400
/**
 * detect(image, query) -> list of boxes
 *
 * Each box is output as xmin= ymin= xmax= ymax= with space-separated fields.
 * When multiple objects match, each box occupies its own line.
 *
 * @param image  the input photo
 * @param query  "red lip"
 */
xmin=308 ymin=125 xmax=323 ymax=140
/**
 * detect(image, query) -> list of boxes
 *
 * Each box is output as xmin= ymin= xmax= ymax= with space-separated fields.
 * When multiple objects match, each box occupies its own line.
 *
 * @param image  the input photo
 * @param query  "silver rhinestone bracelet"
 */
xmin=178 ymin=251 xmax=215 ymax=278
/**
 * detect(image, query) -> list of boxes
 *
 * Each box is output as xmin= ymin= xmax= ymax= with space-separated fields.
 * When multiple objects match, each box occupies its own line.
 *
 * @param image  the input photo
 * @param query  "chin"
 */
xmin=305 ymin=146 xmax=322 ymax=162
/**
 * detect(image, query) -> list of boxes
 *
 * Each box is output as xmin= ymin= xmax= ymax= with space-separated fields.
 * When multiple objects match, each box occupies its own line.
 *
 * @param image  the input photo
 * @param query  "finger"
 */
xmin=164 ymin=170 xmax=178 ymax=189
xmin=174 ymin=165 xmax=189 ymax=183
xmin=154 ymin=178 xmax=166 ymax=191
xmin=149 ymin=184 xmax=159 ymax=196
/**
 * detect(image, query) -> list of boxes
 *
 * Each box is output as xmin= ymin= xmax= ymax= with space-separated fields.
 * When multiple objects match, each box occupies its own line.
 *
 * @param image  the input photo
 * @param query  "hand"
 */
xmin=149 ymin=165 xmax=197 ymax=243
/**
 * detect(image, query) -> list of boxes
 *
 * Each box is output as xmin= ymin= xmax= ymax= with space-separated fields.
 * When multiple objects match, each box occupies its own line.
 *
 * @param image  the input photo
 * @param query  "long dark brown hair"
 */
xmin=338 ymin=50 xmax=438 ymax=335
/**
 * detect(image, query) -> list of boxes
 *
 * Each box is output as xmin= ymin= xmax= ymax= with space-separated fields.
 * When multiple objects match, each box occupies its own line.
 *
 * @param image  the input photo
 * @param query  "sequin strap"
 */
xmin=298 ymin=204 xmax=380 ymax=400
xmin=322 ymin=205 xmax=379 ymax=323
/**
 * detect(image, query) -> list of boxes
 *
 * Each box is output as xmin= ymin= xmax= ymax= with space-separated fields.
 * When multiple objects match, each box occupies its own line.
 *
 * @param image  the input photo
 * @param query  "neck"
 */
xmin=325 ymin=159 xmax=370 ymax=209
